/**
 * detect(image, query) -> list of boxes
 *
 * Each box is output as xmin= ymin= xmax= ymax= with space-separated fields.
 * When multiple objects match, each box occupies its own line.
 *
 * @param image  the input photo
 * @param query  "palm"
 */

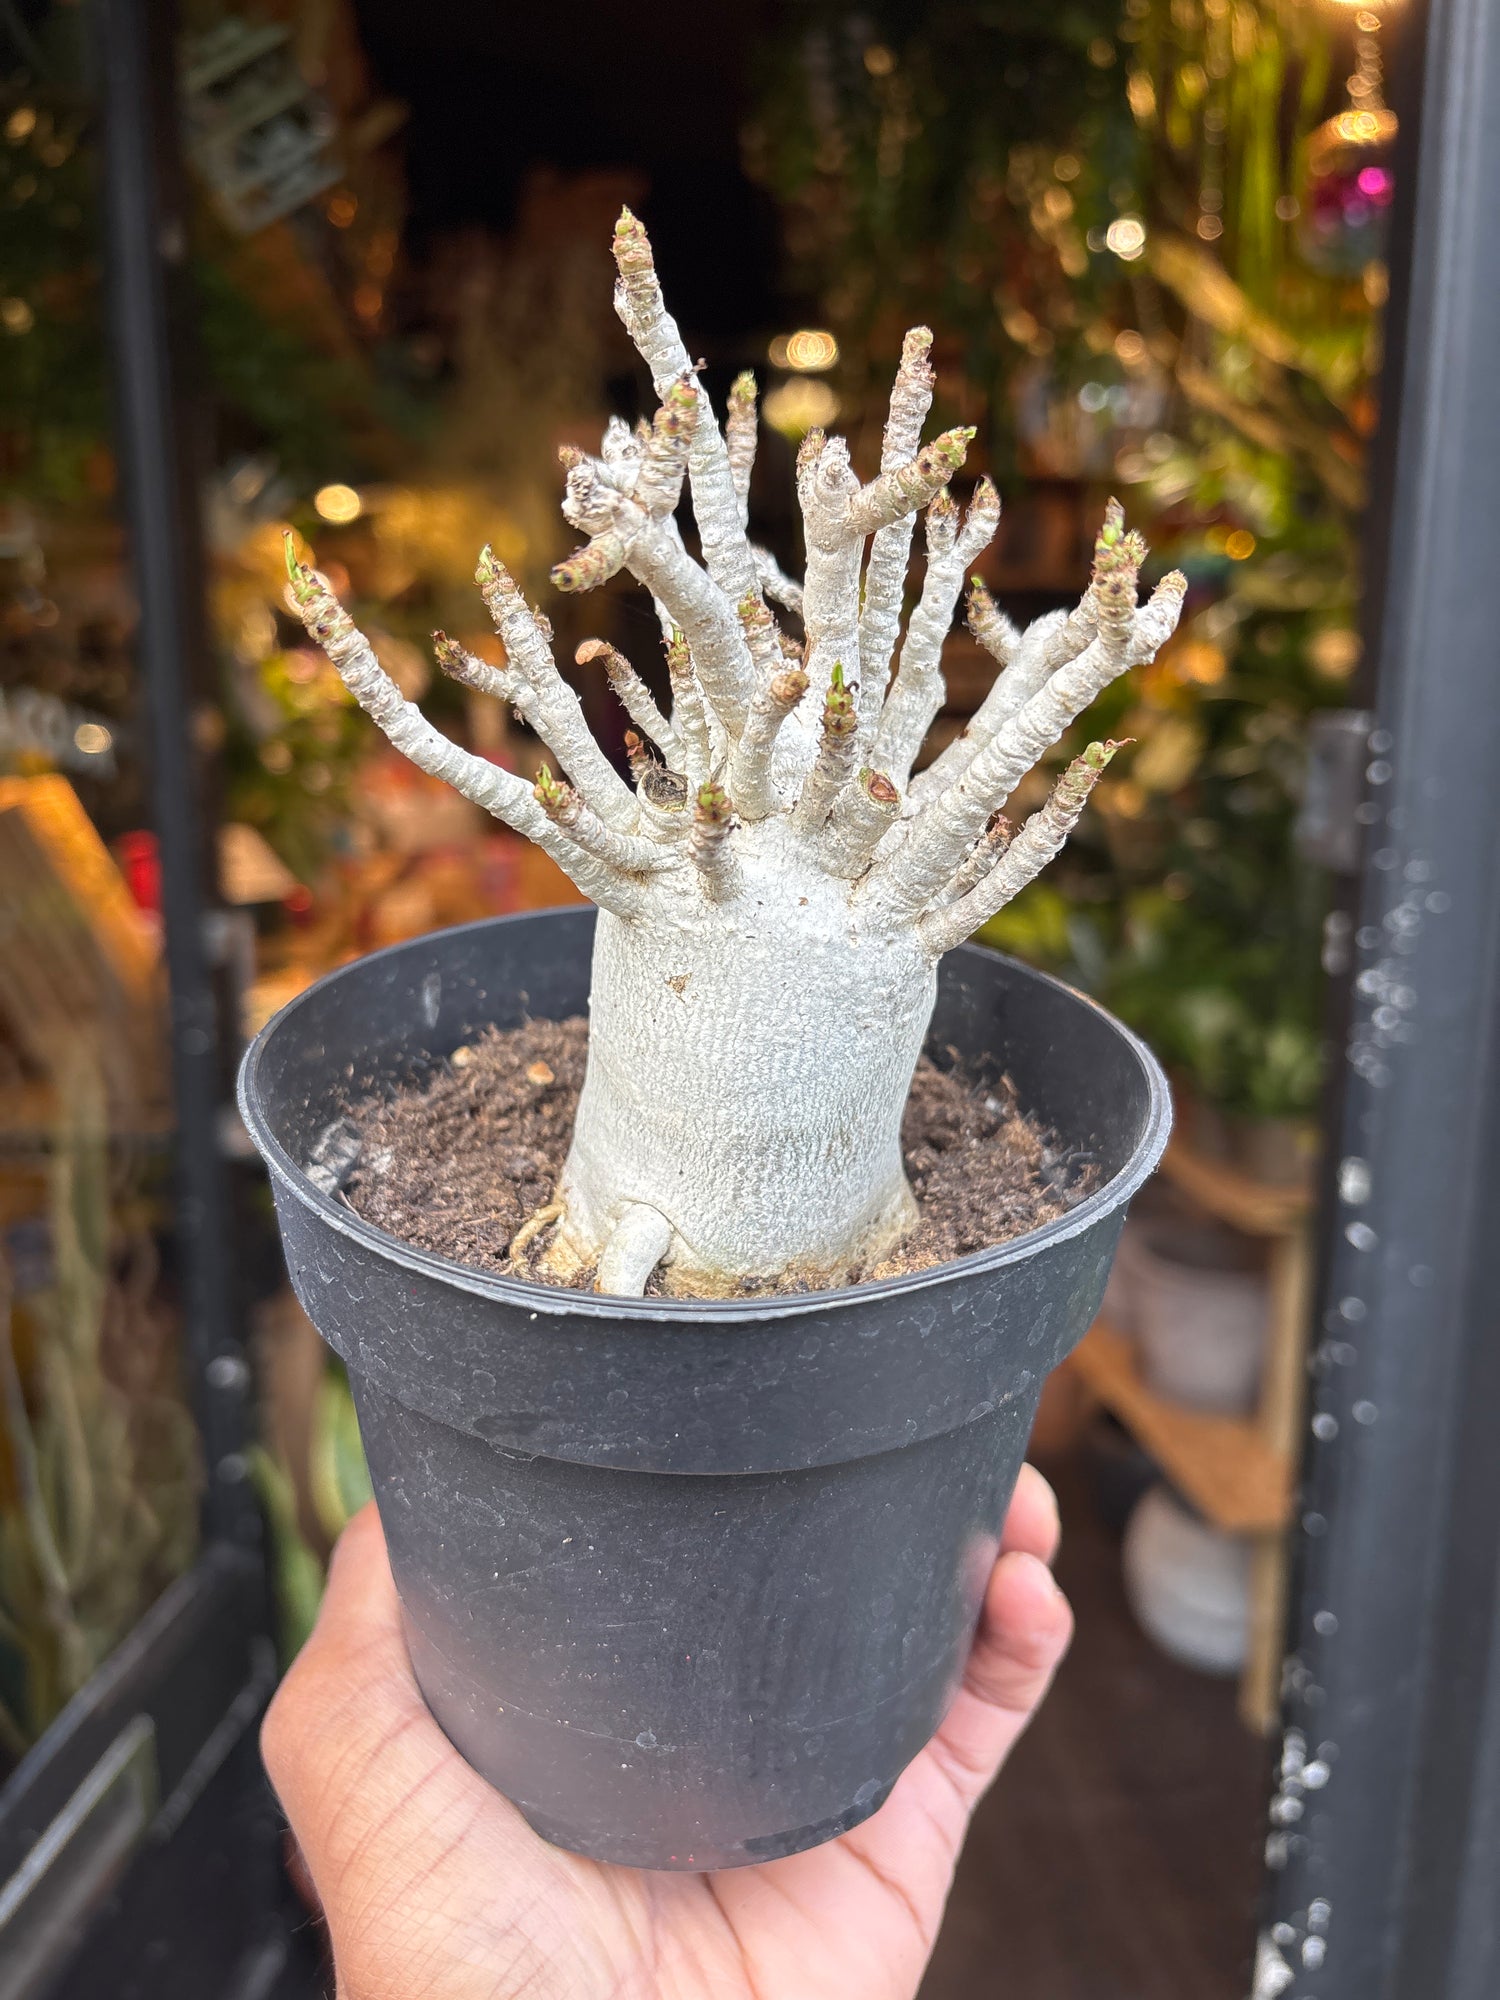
xmin=265 ymin=1483 xmax=1070 ymax=2000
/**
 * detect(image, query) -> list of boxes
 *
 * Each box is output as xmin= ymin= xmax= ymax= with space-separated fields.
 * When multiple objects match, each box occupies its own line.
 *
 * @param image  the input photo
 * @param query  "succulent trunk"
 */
xmin=547 ymin=821 xmax=935 ymax=1295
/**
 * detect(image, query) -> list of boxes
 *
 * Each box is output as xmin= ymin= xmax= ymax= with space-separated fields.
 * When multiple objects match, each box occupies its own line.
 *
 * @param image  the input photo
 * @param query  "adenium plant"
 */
xmin=285 ymin=210 xmax=1184 ymax=1299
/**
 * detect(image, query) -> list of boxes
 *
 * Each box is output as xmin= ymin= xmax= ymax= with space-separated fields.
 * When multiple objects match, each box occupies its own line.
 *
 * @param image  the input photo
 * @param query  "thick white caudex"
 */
xmin=286 ymin=209 xmax=1185 ymax=1299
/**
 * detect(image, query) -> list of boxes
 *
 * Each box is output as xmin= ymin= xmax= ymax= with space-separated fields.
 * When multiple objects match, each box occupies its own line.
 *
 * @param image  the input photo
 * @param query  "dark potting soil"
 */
xmin=345 ymin=1015 xmax=1087 ymax=1295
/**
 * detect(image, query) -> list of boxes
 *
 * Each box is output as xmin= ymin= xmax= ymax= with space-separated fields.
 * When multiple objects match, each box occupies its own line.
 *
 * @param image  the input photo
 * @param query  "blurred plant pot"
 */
xmin=1080 ymin=1411 xmax=1160 ymax=1537
xmin=1228 ymin=1114 xmax=1318 ymax=1188
xmin=238 ymin=908 xmax=1170 ymax=1870
xmin=1128 ymin=1216 xmax=1268 ymax=1416
xmin=1122 ymin=1484 xmax=1252 ymax=1675
xmin=1178 ymin=1087 xmax=1318 ymax=1190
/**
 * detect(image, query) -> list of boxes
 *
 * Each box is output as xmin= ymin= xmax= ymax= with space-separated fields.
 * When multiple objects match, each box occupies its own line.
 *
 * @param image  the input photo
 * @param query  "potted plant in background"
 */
xmin=240 ymin=213 xmax=1184 ymax=1868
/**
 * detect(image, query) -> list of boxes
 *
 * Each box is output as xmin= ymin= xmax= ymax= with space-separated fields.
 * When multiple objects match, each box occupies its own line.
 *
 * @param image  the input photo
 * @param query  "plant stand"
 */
xmin=1069 ymin=1131 xmax=1314 ymax=1729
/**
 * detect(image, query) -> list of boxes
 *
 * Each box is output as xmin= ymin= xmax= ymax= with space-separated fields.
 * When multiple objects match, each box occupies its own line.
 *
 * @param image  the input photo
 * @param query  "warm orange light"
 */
xmin=314 ymin=483 xmax=363 ymax=525
xmin=769 ymin=329 xmax=839 ymax=373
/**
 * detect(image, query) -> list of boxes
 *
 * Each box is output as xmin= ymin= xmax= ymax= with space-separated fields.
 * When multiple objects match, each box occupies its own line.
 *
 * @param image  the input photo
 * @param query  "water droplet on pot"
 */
xmin=635 ymin=1730 xmax=657 ymax=1749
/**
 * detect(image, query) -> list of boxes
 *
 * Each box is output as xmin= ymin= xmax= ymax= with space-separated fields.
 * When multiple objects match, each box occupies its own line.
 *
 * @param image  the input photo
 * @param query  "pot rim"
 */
xmin=237 ymin=907 xmax=1172 ymax=1325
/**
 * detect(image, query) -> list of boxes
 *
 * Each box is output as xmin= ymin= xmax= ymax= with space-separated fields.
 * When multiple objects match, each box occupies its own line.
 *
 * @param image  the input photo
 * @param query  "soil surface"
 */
xmin=345 ymin=1016 xmax=1087 ymax=1295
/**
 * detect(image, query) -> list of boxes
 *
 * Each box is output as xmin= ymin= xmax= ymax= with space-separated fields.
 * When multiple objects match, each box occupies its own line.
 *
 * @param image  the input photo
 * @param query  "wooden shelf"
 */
xmin=1158 ymin=1136 xmax=1312 ymax=1239
xmin=1070 ymin=1317 xmax=1293 ymax=1535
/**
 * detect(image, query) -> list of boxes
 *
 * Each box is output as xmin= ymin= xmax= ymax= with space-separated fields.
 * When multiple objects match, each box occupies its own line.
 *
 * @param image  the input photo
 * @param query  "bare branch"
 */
xmin=552 ymin=378 xmax=754 ymax=736
xmin=473 ymin=546 xmax=638 ymax=831
xmin=612 ymin=209 xmax=760 ymax=687
xmin=688 ymin=779 xmax=737 ymax=898
xmin=966 ymin=576 xmax=1020 ymax=665
xmin=283 ymin=539 xmax=642 ymax=917
xmin=726 ymin=371 xmax=758 ymax=523
xmin=909 ymin=588 xmax=1093 ymax=808
xmin=872 ymin=477 xmax=1001 ymax=786
xmin=823 ymin=768 xmax=901 ymax=878
xmin=576 ymin=638 xmax=683 ymax=769
xmin=797 ymin=433 xmax=864 ymax=746
xmin=918 ymin=742 xmax=1122 ymax=956
xmin=665 ymin=628 xmax=713 ymax=781
xmin=726 ymin=665 xmax=809 ymax=820
xmin=791 ymin=660 xmax=860 ymax=835
xmin=532 ymin=766 xmax=673 ymax=875
xmin=432 ymin=630 xmax=524 ymax=707
xmin=753 ymin=544 xmax=804 ymax=618
xmin=845 ymin=425 xmax=975 ymax=539
xmin=867 ymin=516 xmax=1184 ymax=919
xmin=857 ymin=327 xmax=936 ymax=699
xmin=939 ymin=810 xmax=1014 ymax=905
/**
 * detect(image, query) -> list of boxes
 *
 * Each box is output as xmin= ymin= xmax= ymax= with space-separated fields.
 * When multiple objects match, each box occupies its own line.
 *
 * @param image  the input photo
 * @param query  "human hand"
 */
xmin=262 ymin=1468 xmax=1072 ymax=2000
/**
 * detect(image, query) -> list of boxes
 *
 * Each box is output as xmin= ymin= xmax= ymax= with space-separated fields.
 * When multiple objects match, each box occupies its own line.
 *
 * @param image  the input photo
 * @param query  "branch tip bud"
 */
xmin=612 ymin=206 xmax=653 ymax=274
xmin=695 ymin=779 xmax=732 ymax=824
xmin=533 ymin=765 xmax=571 ymax=813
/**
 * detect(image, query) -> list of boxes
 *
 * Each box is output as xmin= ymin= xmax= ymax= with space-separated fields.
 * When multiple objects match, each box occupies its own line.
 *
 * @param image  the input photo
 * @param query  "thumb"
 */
xmin=923 ymin=1541 xmax=1074 ymax=1815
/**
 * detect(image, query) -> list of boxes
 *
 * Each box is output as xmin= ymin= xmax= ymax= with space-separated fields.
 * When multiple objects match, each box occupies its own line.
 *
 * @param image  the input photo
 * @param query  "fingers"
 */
xmin=1000 ymin=1461 xmax=1062 ymax=1567
xmin=964 ymin=1549 xmax=1073 ymax=1719
xmin=260 ymin=1504 xmax=481 ymax=1890
xmin=923 ymin=1475 xmax=1073 ymax=1815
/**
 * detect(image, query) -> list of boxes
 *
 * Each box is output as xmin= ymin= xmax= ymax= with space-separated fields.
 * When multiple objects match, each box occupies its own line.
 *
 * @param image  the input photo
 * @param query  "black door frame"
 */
xmin=1262 ymin=2 xmax=1500 ymax=1996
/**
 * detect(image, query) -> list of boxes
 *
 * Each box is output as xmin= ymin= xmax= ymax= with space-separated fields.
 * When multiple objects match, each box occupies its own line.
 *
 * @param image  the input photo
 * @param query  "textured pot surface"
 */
xmin=240 ymin=907 xmax=1170 ymax=1868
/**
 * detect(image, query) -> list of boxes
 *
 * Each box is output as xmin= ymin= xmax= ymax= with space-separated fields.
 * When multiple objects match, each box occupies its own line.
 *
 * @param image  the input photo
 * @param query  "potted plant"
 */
xmin=239 ymin=212 xmax=1184 ymax=1869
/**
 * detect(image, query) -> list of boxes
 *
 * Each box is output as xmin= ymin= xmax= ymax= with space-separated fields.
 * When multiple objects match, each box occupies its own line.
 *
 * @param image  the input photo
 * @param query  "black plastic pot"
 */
xmin=239 ymin=907 xmax=1169 ymax=1870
